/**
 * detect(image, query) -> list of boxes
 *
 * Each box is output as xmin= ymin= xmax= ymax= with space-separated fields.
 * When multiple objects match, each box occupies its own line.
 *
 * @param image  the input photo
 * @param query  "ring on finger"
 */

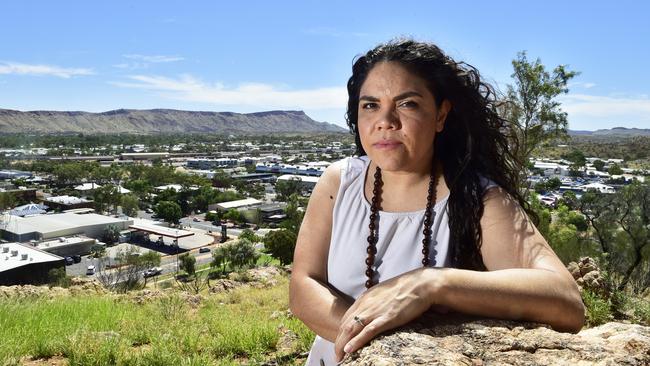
xmin=353 ymin=315 xmax=366 ymax=327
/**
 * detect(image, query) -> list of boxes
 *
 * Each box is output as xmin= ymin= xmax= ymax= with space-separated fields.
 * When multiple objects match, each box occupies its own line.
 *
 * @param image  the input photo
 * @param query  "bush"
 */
xmin=263 ymin=229 xmax=297 ymax=265
xmin=47 ymin=267 xmax=71 ymax=288
xmin=239 ymin=229 xmax=262 ymax=243
xmin=179 ymin=253 xmax=196 ymax=276
xmin=582 ymin=289 xmax=612 ymax=327
xmin=210 ymin=239 xmax=260 ymax=273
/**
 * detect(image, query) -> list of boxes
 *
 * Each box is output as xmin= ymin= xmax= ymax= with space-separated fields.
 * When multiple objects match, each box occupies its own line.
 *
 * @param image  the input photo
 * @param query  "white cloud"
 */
xmin=110 ymin=74 xmax=347 ymax=110
xmin=122 ymin=54 xmax=184 ymax=63
xmin=560 ymin=93 xmax=650 ymax=128
xmin=0 ymin=62 xmax=94 ymax=78
xmin=568 ymin=81 xmax=597 ymax=89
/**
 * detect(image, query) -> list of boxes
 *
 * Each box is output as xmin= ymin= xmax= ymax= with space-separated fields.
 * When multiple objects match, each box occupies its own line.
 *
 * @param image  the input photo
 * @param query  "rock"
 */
xmin=276 ymin=325 xmax=301 ymax=355
xmin=567 ymin=257 xmax=609 ymax=298
xmin=270 ymin=309 xmax=293 ymax=320
xmin=209 ymin=279 xmax=240 ymax=293
xmin=343 ymin=313 xmax=650 ymax=365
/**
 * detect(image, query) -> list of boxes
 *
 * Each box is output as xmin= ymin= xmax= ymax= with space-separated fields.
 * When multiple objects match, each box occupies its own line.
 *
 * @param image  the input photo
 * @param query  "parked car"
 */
xmin=193 ymin=217 xmax=201 ymax=222
xmin=143 ymin=267 xmax=163 ymax=278
xmin=86 ymin=265 xmax=95 ymax=275
xmin=72 ymin=255 xmax=82 ymax=263
xmin=145 ymin=208 xmax=154 ymax=214
xmin=199 ymin=247 xmax=211 ymax=253
xmin=64 ymin=257 xmax=74 ymax=265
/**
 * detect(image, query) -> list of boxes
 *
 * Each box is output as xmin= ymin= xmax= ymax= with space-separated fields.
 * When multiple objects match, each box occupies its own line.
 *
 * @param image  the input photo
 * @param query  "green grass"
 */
xmin=0 ymin=275 xmax=313 ymax=365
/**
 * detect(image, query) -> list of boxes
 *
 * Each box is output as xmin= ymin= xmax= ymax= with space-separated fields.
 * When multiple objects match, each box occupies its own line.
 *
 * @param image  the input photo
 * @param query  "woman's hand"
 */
xmin=333 ymin=267 xmax=445 ymax=362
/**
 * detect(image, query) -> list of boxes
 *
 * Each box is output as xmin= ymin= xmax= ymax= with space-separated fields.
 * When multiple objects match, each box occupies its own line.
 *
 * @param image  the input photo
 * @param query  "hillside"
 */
xmin=569 ymin=127 xmax=650 ymax=136
xmin=0 ymin=108 xmax=347 ymax=135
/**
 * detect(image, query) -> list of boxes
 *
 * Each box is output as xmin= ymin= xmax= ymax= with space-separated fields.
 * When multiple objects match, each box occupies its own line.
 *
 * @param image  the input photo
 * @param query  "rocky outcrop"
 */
xmin=343 ymin=313 xmax=650 ymax=365
xmin=0 ymin=108 xmax=346 ymax=134
xmin=568 ymin=257 xmax=609 ymax=298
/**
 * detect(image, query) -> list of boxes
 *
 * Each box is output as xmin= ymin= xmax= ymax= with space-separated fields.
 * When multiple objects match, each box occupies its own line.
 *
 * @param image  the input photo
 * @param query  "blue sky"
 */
xmin=1 ymin=1 xmax=649 ymax=131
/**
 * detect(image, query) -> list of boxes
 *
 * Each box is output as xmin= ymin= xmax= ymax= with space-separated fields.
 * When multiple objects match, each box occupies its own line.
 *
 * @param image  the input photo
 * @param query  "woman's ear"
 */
xmin=436 ymin=100 xmax=452 ymax=132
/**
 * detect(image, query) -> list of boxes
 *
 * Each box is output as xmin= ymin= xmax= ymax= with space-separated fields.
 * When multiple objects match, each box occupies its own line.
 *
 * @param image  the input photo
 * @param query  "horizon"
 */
xmin=1 ymin=1 xmax=649 ymax=130
xmin=1 ymin=106 xmax=648 ymax=133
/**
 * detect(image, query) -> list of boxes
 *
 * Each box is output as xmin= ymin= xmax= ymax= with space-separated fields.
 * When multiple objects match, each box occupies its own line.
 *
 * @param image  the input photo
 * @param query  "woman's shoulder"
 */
xmin=322 ymin=156 xmax=368 ymax=183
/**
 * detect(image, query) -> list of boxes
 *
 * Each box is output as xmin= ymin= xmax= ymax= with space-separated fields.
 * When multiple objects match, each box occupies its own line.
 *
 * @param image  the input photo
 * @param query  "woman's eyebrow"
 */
xmin=359 ymin=91 xmax=423 ymax=102
xmin=359 ymin=95 xmax=379 ymax=102
xmin=392 ymin=91 xmax=423 ymax=101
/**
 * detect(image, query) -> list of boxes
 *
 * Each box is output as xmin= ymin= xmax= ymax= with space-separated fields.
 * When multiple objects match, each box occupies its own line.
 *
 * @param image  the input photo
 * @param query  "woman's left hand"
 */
xmin=333 ymin=267 xmax=445 ymax=362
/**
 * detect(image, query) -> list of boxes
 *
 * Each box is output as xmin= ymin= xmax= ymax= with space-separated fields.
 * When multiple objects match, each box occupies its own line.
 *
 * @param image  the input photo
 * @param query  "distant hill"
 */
xmin=569 ymin=127 xmax=650 ymax=136
xmin=0 ymin=108 xmax=347 ymax=135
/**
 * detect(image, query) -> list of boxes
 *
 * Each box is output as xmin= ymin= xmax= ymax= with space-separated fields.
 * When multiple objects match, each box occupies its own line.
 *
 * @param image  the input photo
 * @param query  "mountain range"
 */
xmin=569 ymin=127 xmax=650 ymax=136
xmin=0 ymin=108 xmax=347 ymax=134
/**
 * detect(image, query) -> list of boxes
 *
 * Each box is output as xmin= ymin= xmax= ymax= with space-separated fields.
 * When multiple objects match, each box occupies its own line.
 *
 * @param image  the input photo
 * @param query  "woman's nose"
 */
xmin=376 ymin=107 xmax=400 ymax=130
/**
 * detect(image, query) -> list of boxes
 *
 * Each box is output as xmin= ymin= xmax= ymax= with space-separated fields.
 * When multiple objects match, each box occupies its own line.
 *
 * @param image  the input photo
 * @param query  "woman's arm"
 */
xmin=289 ymin=161 xmax=352 ymax=342
xmin=333 ymin=187 xmax=585 ymax=361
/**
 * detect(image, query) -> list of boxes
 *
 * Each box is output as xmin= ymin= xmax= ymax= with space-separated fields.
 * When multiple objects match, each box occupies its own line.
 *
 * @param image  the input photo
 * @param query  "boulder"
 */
xmin=343 ymin=313 xmax=650 ymax=365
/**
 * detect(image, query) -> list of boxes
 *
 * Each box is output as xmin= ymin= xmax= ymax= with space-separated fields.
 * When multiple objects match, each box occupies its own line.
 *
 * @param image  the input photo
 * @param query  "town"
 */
xmin=0 ymin=135 xmax=356 ymax=288
xmin=1 ymin=133 xmax=647 ymax=290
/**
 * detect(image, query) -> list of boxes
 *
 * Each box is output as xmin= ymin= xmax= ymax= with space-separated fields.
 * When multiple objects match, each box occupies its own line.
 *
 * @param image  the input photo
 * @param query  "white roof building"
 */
xmin=1 ymin=213 xmax=133 ymax=242
xmin=213 ymin=198 xmax=262 ymax=210
xmin=74 ymin=182 xmax=102 ymax=191
xmin=579 ymin=183 xmax=615 ymax=194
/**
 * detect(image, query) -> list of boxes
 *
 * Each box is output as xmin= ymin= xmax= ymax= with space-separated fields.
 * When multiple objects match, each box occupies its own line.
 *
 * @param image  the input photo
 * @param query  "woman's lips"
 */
xmin=373 ymin=140 xmax=402 ymax=150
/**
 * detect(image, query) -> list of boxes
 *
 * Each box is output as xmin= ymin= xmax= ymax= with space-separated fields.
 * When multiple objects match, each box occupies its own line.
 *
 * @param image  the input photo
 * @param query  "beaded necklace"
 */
xmin=364 ymin=164 xmax=438 ymax=288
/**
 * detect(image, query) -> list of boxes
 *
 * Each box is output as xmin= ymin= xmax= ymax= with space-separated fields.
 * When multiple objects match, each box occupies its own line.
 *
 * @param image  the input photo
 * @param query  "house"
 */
xmin=0 ymin=242 xmax=64 ymax=285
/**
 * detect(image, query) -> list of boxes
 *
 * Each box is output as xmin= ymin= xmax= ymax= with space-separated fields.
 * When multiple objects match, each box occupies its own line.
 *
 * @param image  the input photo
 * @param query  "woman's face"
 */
xmin=357 ymin=61 xmax=450 ymax=174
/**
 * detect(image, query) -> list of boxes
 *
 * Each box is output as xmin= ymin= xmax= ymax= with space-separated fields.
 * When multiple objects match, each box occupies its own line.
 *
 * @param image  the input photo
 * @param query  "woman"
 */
xmin=289 ymin=39 xmax=584 ymax=365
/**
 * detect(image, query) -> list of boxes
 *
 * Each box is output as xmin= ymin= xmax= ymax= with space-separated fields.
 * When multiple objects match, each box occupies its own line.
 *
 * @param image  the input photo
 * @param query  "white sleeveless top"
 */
xmin=306 ymin=156 xmax=454 ymax=365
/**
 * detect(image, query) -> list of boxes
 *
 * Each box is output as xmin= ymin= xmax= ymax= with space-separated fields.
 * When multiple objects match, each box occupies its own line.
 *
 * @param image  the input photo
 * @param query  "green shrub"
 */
xmin=47 ymin=267 xmax=71 ymax=288
xmin=582 ymin=289 xmax=613 ymax=326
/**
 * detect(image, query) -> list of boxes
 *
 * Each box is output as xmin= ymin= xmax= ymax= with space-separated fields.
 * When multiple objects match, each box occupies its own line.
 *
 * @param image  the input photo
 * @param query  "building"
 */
xmin=579 ymin=182 xmax=615 ymax=194
xmin=187 ymin=158 xmax=238 ymax=170
xmin=43 ymin=195 xmax=94 ymax=211
xmin=0 ymin=170 xmax=33 ymax=180
xmin=0 ymin=242 xmax=64 ymax=285
xmin=209 ymin=198 xmax=263 ymax=212
xmin=120 ymin=152 xmax=169 ymax=160
xmin=0 ymin=212 xmax=133 ymax=242
xmin=35 ymin=235 xmax=99 ymax=257
xmin=276 ymin=174 xmax=320 ymax=192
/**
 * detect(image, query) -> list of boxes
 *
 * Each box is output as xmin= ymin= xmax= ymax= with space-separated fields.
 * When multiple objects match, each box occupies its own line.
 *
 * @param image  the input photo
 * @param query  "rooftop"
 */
xmin=2 ymin=213 xmax=130 ymax=236
xmin=0 ymin=242 xmax=63 ymax=272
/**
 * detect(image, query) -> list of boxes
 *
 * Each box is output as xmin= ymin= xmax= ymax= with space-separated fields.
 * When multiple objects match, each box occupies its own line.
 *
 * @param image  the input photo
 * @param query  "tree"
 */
xmin=566 ymin=149 xmax=586 ymax=174
xmin=229 ymin=239 xmax=259 ymax=270
xmin=179 ymin=253 xmax=196 ymax=276
xmin=223 ymin=208 xmax=244 ymax=224
xmin=263 ymin=229 xmax=297 ymax=265
xmin=239 ymin=228 xmax=262 ymax=243
xmin=212 ymin=171 xmax=234 ymax=188
xmin=280 ymin=193 xmax=304 ymax=234
xmin=211 ymin=239 xmax=260 ymax=272
xmin=504 ymin=52 xmax=579 ymax=169
xmin=102 ymin=225 xmax=121 ymax=245
xmin=608 ymin=164 xmax=623 ymax=176
xmin=48 ymin=267 xmax=71 ymax=288
xmin=155 ymin=201 xmax=182 ymax=225
xmin=275 ymin=178 xmax=302 ymax=201
xmin=93 ymin=184 xmax=120 ymax=214
xmin=0 ymin=192 xmax=16 ymax=210
xmin=120 ymin=194 xmax=140 ymax=217
xmin=593 ymin=159 xmax=606 ymax=172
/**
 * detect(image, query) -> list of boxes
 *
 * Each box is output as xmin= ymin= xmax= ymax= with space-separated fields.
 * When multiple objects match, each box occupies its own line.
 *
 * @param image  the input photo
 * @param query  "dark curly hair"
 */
xmin=346 ymin=38 xmax=531 ymax=271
